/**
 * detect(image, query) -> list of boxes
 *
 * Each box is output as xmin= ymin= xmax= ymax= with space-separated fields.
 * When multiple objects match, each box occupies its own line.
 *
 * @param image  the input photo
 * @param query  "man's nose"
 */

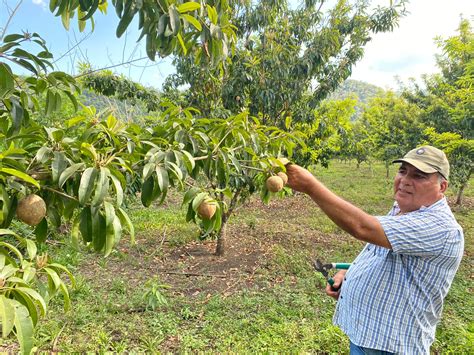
xmin=400 ymin=174 xmax=413 ymax=185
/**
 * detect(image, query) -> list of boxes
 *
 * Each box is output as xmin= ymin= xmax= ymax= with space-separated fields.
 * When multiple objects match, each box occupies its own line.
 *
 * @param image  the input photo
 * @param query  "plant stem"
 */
xmin=240 ymin=165 xmax=264 ymax=172
xmin=42 ymin=186 xmax=79 ymax=202
xmin=0 ymin=0 xmax=23 ymax=41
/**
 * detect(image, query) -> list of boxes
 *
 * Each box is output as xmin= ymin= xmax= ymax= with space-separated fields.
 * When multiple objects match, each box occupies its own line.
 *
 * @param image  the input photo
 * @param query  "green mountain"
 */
xmin=329 ymin=79 xmax=384 ymax=120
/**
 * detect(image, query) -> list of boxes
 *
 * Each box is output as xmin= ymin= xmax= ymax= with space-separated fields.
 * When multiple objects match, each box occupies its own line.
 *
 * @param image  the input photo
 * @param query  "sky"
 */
xmin=1 ymin=0 xmax=473 ymax=90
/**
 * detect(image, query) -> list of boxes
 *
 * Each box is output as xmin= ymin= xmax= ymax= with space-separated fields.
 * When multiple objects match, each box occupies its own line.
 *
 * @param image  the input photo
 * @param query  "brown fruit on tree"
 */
xmin=266 ymin=176 xmax=284 ymax=192
xmin=277 ymin=172 xmax=288 ymax=185
xmin=197 ymin=200 xmax=217 ymax=220
xmin=16 ymin=194 xmax=46 ymax=226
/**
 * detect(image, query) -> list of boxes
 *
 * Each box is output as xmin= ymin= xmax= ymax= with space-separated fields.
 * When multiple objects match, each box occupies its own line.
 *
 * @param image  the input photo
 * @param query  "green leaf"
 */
xmin=43 ymin=267 xmax=61 ymax=291
xmin=34 ymin=218 xmax=48 ymax=243
xmin=116 ymin=207 xmax=135 ymax=244
xmin=80 ymin=142 xmax=98 ymax=161
xmin=35 ymin=146 xmax=51 ymax=163
xmin=47 ymin=263 xmax=76 ymax=288
xmin=45 ymin=89 xmax=60 ymax=115
xmin=104 ymin=202 xmax=116 ymax=257
xmin=92 ymin=211 xmax=106 ymax=252
xmin=182 ymin=14 xmax=202 ymax=32
xmin=63 ymin=90 xmax=79 ymax=111
xmin=191 ymin=192 xmax=208 ymax=212
xmin=181 ymin=150 xmax=196 ymax=172
xmin=213 ymin=204 xmax=222 ymax=231
xmin=141 ymin=177 xmax=154 ymax=207
xmin=0 ymin=168 xmax=40 ymax=188
xmin=185 ymin=202 xmax=195 ymax=222
xmin=61 ymin=9 xmax=71 ymax=30
xmin=22 ymin=265 xmax=36 ymax=283
xmin=0 ymin=62 xmax=15 ymax=97
xmin=66 ymin=115 xmax=86 ymax=128
xmin=0 ymin=296 xmax=15 ymax=338
xmin=156 ymin=13 xmax=168 ymax=37
xmin=112 ymin=215 xmax=122 ymax=245
xmin=24 ymin=239 xmax=37 ymax=260
xmin=78 ymin=167 xmax=98 ymax=205
xmin=142 ymin=162 xmax=155 ymax=181
xmin=8 ymin=97 xmax=24 ymax=135
xmin=177 ymin=2 xmax=200 ymax=13
xmin=155 ymin=166 xmax=169 ymax=193
xmin=79 ymin=207 xmax=92 ymax=243
xmin=59 ymin=163 xmax=85 ymax=188
xmin=59 ymin=282 xmax=71 ymax=311
xmin=182 ymin=187 xmax=200 ymax=206
xmin=52 ymin=151 xmax=67 ymax=184
xmin=116 ymin=7 xmax=135 ymax=38
xmin=79 ymin=0 xmax=99 ymax=21
xmin=71 ymin=213 xmax=81 ymax=249
xmin=11 ymin=288 xmax=39 ymax=326
xmin=12 ymin=300 xmax=34 ymax=355
xmin=0 ymin=241 xmax=23 ymax=263
xmin=0 ymin=42 xmax=19 ymax=53
xmin=177 ymin=33 xmax=187 ymax=55
xmin=109 ymin=173 xmax=124 ymax=206
xmin=14 ymin=287 xmax=47 ymax=317
xmin=206 ymin=5 xmax=218 ymax=25
xmin=91 ymin=167 xmax=109 ymax=206
xmin=3 ymin=34 xmax=24 ymax=42
xmin=169 ymin=4 xmax=181 ymax=36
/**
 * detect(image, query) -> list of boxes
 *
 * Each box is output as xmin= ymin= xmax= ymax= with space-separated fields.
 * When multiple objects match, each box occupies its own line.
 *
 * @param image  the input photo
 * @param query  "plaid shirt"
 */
xmin=333 ymin=197 xmax=464 ymax=354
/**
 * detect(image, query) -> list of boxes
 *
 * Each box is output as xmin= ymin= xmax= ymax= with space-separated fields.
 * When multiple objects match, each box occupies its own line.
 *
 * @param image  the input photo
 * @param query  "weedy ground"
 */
xmin=2 ymin=161 xmax=472 ymax=353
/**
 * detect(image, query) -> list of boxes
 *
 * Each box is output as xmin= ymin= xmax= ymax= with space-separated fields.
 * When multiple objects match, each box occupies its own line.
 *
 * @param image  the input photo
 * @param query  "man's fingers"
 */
xmin=325 ymin=284 xmax=340 ymax=300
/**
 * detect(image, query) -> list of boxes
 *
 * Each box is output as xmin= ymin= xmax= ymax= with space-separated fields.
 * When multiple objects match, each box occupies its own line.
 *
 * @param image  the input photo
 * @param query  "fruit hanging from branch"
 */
xmin=16 ymin=194 xmax=47 ymax=226
xmin=277 ymin=172 xmax=288 ymax=185
xmin=266 ymin=175 xmax=284 ymax=192
xmin=197 ymin=200 xmax=217 ymax=220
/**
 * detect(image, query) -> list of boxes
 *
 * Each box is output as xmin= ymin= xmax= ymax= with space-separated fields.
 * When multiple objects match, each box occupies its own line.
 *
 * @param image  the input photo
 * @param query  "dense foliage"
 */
xmin=168 ymin=0 xmax=407 ymax=124
xmin=0 ymin=0 xmax=472 ymax=352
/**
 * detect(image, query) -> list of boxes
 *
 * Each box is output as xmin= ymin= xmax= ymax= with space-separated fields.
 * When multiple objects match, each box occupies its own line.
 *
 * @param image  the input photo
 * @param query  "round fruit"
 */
xmin=277 ymin=172 xmax=288 ymax=185
xmin=197 ymin=200 xmax=217 ymax=220
xmin=266 ymin=176 xmax=284 ymax=192
xmin=16 ymin=194 xmax=46 ymax=226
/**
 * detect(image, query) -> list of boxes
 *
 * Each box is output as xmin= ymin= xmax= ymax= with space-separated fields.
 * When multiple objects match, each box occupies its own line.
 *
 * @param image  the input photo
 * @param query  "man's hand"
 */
xmin=325 ymin=270 xmax=347 ymax=300
xmin=285 ymin=164 xmax=317 ymax=195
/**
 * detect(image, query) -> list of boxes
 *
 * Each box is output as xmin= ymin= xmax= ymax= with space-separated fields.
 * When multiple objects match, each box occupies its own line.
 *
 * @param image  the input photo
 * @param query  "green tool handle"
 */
xmin=328 ymin=277 xmax=340 ymax=291
xmin=333 ymin=263 xmax=351 ymax=270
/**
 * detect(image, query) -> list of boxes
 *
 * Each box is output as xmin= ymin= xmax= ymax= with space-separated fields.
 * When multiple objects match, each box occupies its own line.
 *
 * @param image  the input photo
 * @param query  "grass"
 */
xmin=4 ymin=160 xmax=470 ymax=353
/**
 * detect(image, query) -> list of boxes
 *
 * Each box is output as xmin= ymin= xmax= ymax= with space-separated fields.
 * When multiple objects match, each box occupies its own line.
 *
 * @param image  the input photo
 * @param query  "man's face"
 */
xmin=394 ymin=163 xmax=447 ymax=213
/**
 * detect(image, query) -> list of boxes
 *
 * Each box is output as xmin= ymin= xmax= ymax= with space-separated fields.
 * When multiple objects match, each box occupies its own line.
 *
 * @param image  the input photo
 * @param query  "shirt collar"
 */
xmin=391 ymin=196 xmax=447 ymax=215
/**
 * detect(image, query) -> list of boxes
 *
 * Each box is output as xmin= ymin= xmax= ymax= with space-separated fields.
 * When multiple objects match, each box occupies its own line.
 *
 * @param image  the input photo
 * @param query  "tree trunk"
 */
xmin=455 ymin=184 xmax=466 ymax=205
xmin=215 ymin=214 xmax=228 ymax=256
xmin=455 ymin=169 xmax=471 ymax=205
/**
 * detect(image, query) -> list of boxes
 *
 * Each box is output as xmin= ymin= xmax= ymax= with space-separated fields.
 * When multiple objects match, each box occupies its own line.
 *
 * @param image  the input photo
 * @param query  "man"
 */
xmin=285 ymin=146 xmax=464 ymax=354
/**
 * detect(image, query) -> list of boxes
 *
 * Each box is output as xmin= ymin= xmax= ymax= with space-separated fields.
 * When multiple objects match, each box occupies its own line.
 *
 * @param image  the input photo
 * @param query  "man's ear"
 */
xmin=440 ymin=180 xmax=448 ymax=194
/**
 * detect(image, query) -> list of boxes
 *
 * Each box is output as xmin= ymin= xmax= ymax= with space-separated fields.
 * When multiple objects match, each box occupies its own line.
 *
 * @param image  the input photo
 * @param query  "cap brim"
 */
xmin=392 ymin=158 xmax=438 ymax=174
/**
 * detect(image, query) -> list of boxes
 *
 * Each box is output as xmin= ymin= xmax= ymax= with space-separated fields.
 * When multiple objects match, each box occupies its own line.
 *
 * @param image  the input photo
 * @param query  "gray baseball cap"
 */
xmin=393 ymin=146 xmax=450 ymax=180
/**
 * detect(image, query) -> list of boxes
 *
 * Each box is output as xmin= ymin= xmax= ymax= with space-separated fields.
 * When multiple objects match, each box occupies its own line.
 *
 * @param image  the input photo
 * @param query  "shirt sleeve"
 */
xmin=376 ymin=211 xmax=453 ymax=257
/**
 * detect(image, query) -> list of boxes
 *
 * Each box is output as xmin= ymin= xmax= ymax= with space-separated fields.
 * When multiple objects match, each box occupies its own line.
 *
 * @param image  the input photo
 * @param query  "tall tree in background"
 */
xmin=168 ymin=0 xmax=407 ymax=125
xmin=403 ymin=19 xmax=473 ymax=205
xmin=360 ymin=91 xmax=425 ymax=177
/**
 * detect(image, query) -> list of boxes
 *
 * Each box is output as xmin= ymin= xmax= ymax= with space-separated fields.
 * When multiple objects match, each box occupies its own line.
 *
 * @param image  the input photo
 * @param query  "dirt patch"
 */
xmin=77 ymin=194 xmax=337 ymax=300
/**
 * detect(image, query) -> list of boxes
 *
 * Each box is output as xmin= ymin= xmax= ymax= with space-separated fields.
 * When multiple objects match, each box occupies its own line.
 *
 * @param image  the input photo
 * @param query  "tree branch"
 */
xmin=0 ymin=0 xmax=23 ymax=41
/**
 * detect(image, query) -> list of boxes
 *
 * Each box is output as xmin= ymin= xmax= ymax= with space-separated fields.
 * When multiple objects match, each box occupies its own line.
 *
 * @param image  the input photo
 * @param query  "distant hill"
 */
xmin=329 ymin=79 xmax=384 ymax=120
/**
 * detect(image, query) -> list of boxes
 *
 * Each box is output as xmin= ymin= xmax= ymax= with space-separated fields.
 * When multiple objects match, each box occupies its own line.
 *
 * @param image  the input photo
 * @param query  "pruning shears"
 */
xmin=313 ymin=259 xmax=351 ymax=291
